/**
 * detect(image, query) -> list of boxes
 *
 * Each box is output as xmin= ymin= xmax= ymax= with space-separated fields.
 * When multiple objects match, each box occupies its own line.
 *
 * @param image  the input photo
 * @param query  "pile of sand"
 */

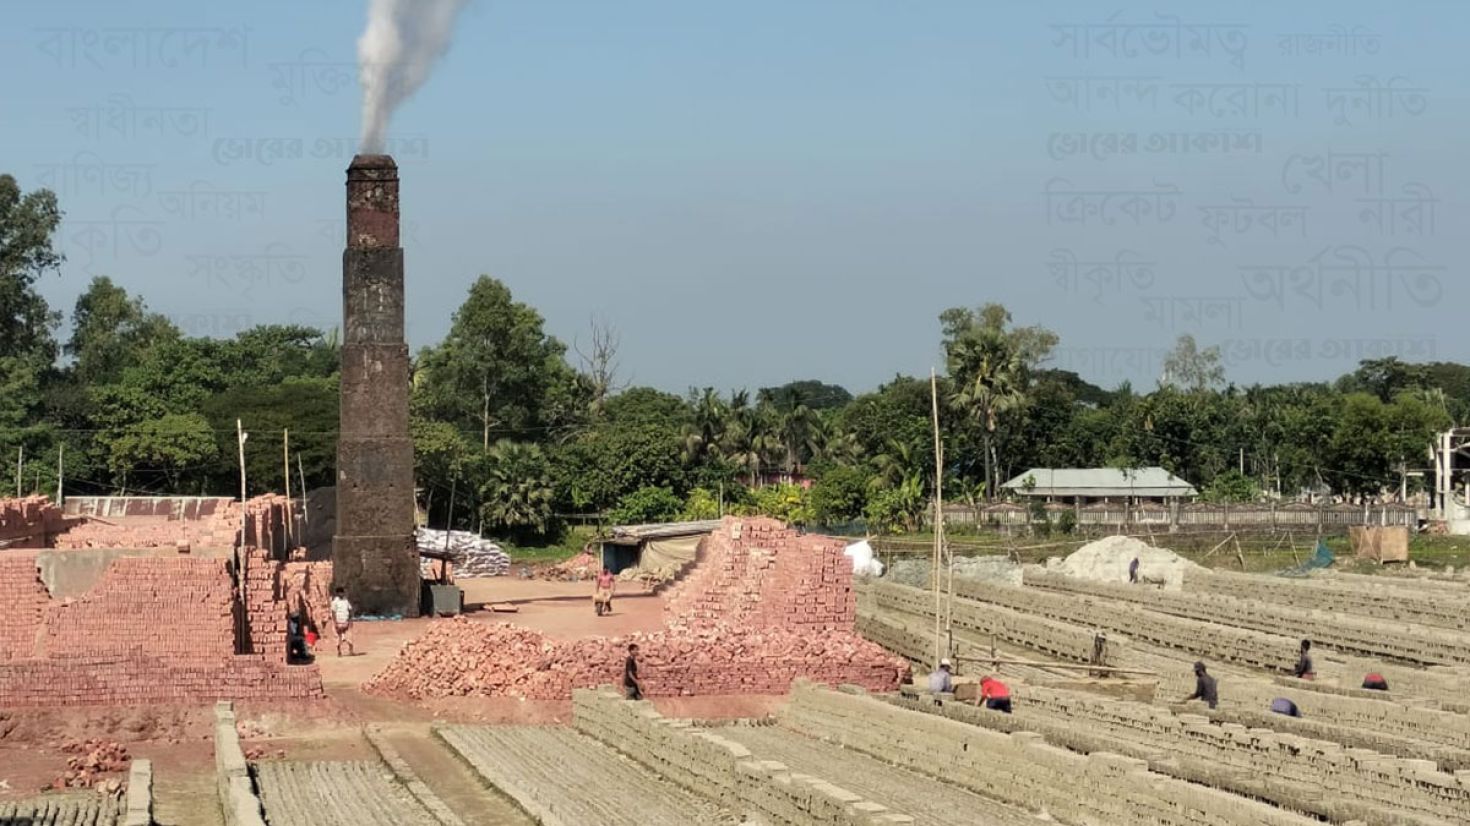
xmin=1049 ymin=535 xmax=1199 ymax=590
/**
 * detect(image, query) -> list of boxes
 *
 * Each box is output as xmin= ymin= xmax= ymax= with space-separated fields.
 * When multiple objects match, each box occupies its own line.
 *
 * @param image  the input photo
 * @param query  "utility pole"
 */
xmin=16 ymin=446 xmax=23 ymax=496
xmin=1238 ymin=447 xmax=1244 ymax=475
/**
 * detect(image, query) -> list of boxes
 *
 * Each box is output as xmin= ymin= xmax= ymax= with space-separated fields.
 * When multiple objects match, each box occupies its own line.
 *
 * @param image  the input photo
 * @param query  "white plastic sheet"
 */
xmin=843 ymin=539 xmax=884 ymax=577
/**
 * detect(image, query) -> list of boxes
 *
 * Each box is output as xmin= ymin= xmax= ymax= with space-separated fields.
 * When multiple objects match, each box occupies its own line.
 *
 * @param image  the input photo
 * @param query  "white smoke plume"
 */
xmin=357 ymin=0 xmax=469 ymax=153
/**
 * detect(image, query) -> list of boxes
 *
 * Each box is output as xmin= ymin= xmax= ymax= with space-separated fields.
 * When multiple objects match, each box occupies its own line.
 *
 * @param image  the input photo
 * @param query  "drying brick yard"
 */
xmin=4 ymin=489 xmax=1470 ymax=825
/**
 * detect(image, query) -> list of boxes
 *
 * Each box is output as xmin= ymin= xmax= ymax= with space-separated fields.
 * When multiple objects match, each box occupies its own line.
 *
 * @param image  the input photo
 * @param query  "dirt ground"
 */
xmin=0 ymin=576 xmax=776 ymax=815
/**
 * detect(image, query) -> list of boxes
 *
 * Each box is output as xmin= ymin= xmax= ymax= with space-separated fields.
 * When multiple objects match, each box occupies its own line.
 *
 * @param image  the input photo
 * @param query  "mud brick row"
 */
xmin=50 ymin=493 xmax=293 ymax=555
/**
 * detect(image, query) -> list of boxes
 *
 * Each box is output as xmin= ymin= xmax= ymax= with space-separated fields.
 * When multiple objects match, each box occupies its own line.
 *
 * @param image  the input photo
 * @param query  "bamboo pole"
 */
xmin=55 ymin=444 xmax=64 ymax=506
xmin=283 ymin=429 xmax=293 ymax=549
xmin=929 ymin=368 xmax=943 ymax=667
xmin=297 ymin=453 xmax=309 ymax=535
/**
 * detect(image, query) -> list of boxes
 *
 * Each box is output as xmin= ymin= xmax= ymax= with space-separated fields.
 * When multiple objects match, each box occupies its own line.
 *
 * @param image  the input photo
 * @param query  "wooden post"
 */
xmin=283 ymin=429 xmax=293 ymax=549
xmin=55 ymin=444 xmax=64 ymax=506
xmin=297 ymin=453 xmax=309 ymax=534
xmin=236 ymin=420 xmax=248 ymax=559
xmin=929 ymin=367 xmax=944 ymax=667
xmin=444 ymin=474 xmax=457 ymax=553
xmin=15 ymin=446 xmax=22 ymax=496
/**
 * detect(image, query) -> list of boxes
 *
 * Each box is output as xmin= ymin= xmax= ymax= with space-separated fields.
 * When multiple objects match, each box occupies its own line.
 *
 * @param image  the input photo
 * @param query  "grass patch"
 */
xmin=494 ymin=525 xmax=598 ymax=564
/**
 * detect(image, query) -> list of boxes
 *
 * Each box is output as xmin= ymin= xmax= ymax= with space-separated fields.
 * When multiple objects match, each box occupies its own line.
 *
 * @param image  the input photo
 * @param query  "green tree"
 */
xmin=608 ymin=485 xmax=683 ymax=525
xmin=106 ymin=413 xmax=218 ymax=491
xmin=943 ymin=304 xmax=1056 ymax=500
xmin=65 ymin=276 xmax=179 ymax=384
xmin=749 ymin=483 xmax=814 ymax=526
xmin=757 ymin=380 xmax=852 ymax=412
xmin=1200 ymin=469 xmax=1260 ymax=503
xmin=479 ymin=440 xmax=555 ymax=540
xmin=1160 ymin=334 xmax=1225 ymax=392
xmin=414 ymin=276 xmax=578 ymax=448
xmin=810 ymin=465 xmax=869 ymax=523
xmin=864 ymin=475 xmax=925 ymax=533
xmin=0 ymin=174 xmax=63 ymax=361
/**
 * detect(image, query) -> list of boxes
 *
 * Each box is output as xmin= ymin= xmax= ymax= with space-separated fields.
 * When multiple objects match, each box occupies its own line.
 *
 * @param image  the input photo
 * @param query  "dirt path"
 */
xmin=379 ymin=728 xmax=534 ymax=826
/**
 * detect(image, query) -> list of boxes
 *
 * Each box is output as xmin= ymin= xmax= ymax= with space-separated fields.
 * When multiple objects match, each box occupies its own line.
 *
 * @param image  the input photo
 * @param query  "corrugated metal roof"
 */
xmin=606 ymin=519 xmax=723 ymax=544
xmin=1000 ymin=467 xmax=1197 ymax=497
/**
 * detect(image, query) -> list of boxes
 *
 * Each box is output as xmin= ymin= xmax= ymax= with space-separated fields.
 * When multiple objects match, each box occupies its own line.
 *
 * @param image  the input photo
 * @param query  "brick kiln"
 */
xmin=364 ymin=517 xmax=908 ymax=700
xmin=333 ymin=154 xmax=419 ymax=617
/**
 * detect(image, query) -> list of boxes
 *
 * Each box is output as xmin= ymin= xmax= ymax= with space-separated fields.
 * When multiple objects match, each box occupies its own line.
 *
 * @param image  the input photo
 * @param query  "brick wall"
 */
xmin=0 ymin=552 xmax=50 ymax=660
xmin=0 ymin=547 xmax=323 ymax=708
xmin=664 ymin=518 xmax=856 ymax=632
xmin=0 ymin=495 xmax=69 ymax=548
xmin=52 ymin=494 xmax=294 ymax=557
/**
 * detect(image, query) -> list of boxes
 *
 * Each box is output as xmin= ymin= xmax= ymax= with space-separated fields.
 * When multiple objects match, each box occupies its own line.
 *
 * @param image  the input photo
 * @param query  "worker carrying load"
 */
xmin=1293 ymin=639 xmax=1315 ymax=680
xmin=978 ymin=675 xmax=1011 ymax=714
xmin=1269 ymin=697 xmax=1301 ymax=718
xmin=1182 ymin=661 xmax=1219 ymax=709
xmin=593 ymin=567 xmax=616 ymax=616
xmin=1362 ymin=672 xmax=1389 ymax=691
xmin=928 ymin=658 xmax=954 ymax=695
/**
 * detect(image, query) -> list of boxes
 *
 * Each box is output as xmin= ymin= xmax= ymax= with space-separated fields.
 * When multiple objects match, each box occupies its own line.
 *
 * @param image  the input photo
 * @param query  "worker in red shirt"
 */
xmin=978 ymin=675 xmax=1011 ymax=714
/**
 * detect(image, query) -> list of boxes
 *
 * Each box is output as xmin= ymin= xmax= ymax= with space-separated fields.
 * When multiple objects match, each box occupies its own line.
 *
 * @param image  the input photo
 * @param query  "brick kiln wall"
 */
xmin=663 ymin=517 xmax=857 ymax=632
xmin=0 ymin=547 xmax=324 ymax=706
xmin=41 ymin=557 xmax=236 ymax=660
xmin=0 ymin=496 xmax=68 ymax=548
xmin=0 ymin=552 xmax=51 ymax=660
xmin=51 ymin=494 xmax=293 ymax=556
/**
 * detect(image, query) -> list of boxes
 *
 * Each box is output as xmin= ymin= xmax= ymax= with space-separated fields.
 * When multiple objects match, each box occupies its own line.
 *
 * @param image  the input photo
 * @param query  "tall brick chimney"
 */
xmin=334 ymin=154 xmax=419 ymax=617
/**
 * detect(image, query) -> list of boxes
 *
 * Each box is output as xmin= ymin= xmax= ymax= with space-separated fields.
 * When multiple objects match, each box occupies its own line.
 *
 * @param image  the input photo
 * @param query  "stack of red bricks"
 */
xmin=0 ymin=548 xmax=325 ymax=708
xmin=0 ymin=552 xmax=50 ymax=660
xmin=0 ymin=495 xmax=68 ymax=548
xmin=364 ymin=617 xmax=907 ymax=700
xmin=49 ymin=493 xmax=293 ymax=553
xmin=238 ymin=545 xmax=334 ymax=656
xmin=663 ymin=517 xmax=857 ymax=632
xmin=42 ymin=557 xmax=237 ymax=659
xmin=366 ymin=516 xmax=907 ymax=701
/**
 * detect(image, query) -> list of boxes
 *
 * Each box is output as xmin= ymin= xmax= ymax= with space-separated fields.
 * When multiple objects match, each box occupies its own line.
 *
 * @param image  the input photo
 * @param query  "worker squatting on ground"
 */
xmin=594 ymin=567 xmax=616 ymax=616
xmin=1293 ymin=639 xmax=1314 ymax=679
xmin=286 ymin=574 xmax=313 ymax=665
xmin=1362 ymin=672 xmax=1389 ymax=691
xmin=1270 ymin=697 xmax=1301 ymax=717
xmin=330 ymin=587 xmax=356 ymax=657
xmin=624 ymin=643 xmax=642 ymax=700
xmin=1183 ymin=661 xmax=1219 ymax=709
xmin=978 ymin=676 xmax=1011 ymax=713
xmin=928 ymin=659 xmax=954 ymax=696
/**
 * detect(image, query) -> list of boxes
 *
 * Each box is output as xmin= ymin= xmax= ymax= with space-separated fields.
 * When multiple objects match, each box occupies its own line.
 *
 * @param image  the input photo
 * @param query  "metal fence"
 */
xmin=939 ymin=502 xmax=1417 ymax=533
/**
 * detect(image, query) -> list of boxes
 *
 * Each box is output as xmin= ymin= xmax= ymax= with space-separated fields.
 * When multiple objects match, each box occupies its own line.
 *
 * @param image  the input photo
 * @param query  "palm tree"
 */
xmin=777 ymin=390 xmax=821 ymax=474
xmin=682 ymin=387 xmax=728 ymax=465
xmin=871 ymin=437 xmax=921 ymax=491
xmin=722 ymin=402 xmax=780 ymax=487
xmin=947 ymin=326 xmax=1025 ymax=500
xmin=479 ymin=440 xmax=553 ymax=537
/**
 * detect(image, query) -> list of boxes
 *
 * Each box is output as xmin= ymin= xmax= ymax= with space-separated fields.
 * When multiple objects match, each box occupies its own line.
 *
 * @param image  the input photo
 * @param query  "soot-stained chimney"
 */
xmin=334 ymin=154 xmax=419 ymax=617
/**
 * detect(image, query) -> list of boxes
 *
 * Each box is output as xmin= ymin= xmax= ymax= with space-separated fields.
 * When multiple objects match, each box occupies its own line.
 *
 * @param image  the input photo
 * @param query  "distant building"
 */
xmin=598 ymin=520 xmax=723 ymax=575
xmin=1000 ymin=467 xmax=1197 ymax=505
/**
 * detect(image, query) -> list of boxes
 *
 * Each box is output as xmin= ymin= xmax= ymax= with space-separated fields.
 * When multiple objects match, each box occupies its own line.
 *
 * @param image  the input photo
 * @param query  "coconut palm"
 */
xmin=776 ymin=389 xmax=821 ymax=474
xmin=722 ymin=402 xmax=780 ymax=487
xmin=682 ymin=386 xmax=728 ymax=465
xmin=947 ymin=325 xmax=1025 ymax=500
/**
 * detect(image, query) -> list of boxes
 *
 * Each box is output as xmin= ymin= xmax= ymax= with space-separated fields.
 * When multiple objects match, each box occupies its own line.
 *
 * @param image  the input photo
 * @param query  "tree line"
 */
xmin=1 ymin=173 xmax=1462 ymax=539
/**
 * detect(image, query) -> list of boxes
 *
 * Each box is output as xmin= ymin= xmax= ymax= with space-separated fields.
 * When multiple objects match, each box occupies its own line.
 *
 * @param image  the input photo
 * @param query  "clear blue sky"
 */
xmin=3 ymin=0 xmax=1465 ymax=395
